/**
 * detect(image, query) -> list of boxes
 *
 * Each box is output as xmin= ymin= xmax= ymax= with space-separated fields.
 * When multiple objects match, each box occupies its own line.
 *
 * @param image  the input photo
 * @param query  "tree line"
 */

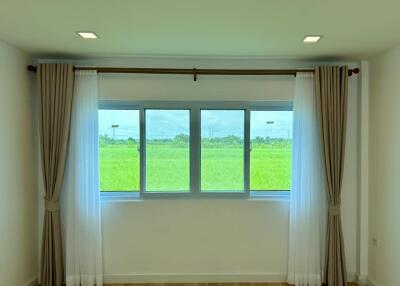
xmin=100 ymin=134 xmax=291 ymax=148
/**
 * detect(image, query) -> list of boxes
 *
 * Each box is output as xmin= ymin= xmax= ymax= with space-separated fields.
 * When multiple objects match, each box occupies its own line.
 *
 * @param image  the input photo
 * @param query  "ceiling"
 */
xmin=1 ymin=0 xmax=399 ymax=59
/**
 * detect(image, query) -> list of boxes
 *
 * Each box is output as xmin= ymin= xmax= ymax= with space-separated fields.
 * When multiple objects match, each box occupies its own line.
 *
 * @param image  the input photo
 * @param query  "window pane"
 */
xmin=99 ymin=109 xmax=140 ymax=191
xmin=250 ymin=111 xmax=292 ymax=190
xmin=145 ymin=109 xmax=190 ymax=192
xmin=201 ymin=110 xmax=245 ymax=192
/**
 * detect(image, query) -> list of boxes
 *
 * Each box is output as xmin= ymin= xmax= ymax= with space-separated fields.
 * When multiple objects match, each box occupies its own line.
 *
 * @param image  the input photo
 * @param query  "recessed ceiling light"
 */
xmin=77 ymin=32 xmax=99 ymax=39
xmin=303 ymin=35 xmax=322 ymax=43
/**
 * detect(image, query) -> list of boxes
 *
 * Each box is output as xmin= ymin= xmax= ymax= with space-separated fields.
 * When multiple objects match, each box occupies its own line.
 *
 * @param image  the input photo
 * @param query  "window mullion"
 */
xmin=139 ymin=107 xmax=146 ymax=196
xmin=190 ymin=107 xmax=200 ymax=193
xmin=244 ymin=108 xmax=250 ymax=195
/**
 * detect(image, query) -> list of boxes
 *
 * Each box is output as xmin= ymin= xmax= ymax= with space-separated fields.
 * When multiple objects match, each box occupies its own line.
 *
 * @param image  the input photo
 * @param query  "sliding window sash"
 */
xmin=99 ymin=100 xmax=292 ymax=198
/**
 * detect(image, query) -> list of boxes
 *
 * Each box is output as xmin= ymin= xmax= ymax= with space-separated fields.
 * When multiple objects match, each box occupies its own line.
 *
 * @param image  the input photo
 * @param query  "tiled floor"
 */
xmin=105 ymin=284 xmax=289 ymax=286
xmin=105 ymin=283 xmax=359 ymax=286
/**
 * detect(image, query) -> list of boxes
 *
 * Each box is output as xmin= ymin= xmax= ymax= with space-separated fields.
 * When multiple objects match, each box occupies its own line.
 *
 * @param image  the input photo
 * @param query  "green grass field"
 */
xmin=99 ymin=143 xmax=291 ymax=192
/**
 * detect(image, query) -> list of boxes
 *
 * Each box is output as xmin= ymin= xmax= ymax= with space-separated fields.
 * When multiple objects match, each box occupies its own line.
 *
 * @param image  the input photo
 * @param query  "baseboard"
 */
xmin=104 ymin=272 xmax=362 ymax=284
xmin=103 ymin=273 xmax=287 ymax=284
xmin=367 ymin=278 xmax=378 ymax=286
xmin=354 ymin=273 xmax=368 ymax=286
xmin=29 ymin=273 xmax=362 ymax=285
xmin=347 ymin=272 xmax=357 ymax=283
xmin=26 ymin=277 xmax=38 ymax=286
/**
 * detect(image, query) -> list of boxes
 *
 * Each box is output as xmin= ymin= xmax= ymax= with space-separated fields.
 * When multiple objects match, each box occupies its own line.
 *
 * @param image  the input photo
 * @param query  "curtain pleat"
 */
xmin=287 ymin=72 xmax=326 ymax=286
xmin=38 ymin=64 xmax=74 ymax=286
xmin=61 ymin=70 xmax=103 ymax=286
xmin=315 ymin=66 xmax=349 ymax=286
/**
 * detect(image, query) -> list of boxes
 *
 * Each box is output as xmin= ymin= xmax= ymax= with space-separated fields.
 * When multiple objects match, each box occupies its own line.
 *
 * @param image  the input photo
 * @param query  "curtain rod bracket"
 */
xmin=349 ymin=68 xmax=360 ymax=76
xmin=193 ymin=68 xmax=197 ymax=81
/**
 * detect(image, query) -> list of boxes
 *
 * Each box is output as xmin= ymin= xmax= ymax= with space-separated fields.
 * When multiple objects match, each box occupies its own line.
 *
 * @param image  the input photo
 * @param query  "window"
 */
xmin=201 ymin=110 xmax=245 ymax=192
xmin=250 ymin=111 xmax=293 ymax=191
xmin=145 ymin=109 xmax=190 ymax=192
xmin=99 ymin=101 xmax=292 ymax=197
xmin=99 ymin=109 xmax=140 ymax=192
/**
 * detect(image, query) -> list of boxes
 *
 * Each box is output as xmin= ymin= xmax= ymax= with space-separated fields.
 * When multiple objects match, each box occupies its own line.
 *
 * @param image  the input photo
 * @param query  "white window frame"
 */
xmin=99 ymin=100 xmax=292 ymax=199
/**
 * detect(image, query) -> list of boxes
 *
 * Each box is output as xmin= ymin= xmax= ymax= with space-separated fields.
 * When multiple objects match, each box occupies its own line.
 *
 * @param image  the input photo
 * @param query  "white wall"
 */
xmin=38 ymin=57 xmax=360 ymax=283
xmin=98 ymin=73 xmax=293 ymax=102
xmin=102 ymin=199 xmax=290 ymax=283
xmin=0 ymin=40 xmax=37 ymax=286
xmin=368 ymin=45 xmax=400 ymax=286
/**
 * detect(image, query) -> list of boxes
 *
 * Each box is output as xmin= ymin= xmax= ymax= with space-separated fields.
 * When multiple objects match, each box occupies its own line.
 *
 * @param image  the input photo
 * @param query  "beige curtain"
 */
xmin=38 ymin=64 xmax=74 ymax=286
xmin=314 ymin=66 xmax=348 ymax=286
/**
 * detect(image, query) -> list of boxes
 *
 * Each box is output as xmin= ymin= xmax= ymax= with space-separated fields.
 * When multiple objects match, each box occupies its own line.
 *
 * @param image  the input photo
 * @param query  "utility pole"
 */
xmin=266 ymin=121 xmax=274 ymax=142
xmin=111 ymin=124 xmax=119 ymax=138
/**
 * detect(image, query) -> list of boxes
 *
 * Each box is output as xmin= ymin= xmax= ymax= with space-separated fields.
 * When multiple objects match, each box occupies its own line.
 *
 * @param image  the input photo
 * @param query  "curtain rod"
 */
xmin=26 ymin=65 xmax=359 ymax=81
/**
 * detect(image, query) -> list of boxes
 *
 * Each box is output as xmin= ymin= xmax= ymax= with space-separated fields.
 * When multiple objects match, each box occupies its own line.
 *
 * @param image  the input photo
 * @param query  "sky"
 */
xmin=98 ymin=109 xmax=293 ymax=140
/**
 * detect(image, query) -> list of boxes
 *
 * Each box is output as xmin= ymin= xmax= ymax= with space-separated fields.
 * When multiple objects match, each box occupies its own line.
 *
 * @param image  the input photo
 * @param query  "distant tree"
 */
xmin=253 ymin=136 xmax=265 ymax=144
xmin=171 ymin=134 xmax=189 ymax=147
xmin=174 ymin=134 xmax=189 ymax=143
xmin=127 ymin=137 xmax=137 ymax=145
xmin=99 ymin=134 xmax=138 ymax=147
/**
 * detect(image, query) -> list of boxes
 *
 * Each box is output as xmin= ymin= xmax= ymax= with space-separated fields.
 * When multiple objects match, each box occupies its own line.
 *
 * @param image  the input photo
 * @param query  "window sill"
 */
xmin=100 ymin=191 xmax=141 ymax=201
xmin=249 ymin=191 xmax=290 ymax=201
xmin=100 ymin=191 xmax=290 ymax=202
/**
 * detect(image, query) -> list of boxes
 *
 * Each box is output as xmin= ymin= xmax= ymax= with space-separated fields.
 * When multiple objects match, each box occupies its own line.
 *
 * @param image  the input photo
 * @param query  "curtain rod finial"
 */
xmin=27 ymin=65 xmax=37 ymax=73
xmin=349 ymin=67 xmax=360 ymax=76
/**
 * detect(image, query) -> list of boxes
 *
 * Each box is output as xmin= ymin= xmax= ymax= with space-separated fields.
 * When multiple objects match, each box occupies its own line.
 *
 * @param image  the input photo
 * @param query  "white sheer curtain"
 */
xmin=287 ymin=72 xmax=326 ymax=286
xmin=62 ymin=70 xmax=103 ymax=286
